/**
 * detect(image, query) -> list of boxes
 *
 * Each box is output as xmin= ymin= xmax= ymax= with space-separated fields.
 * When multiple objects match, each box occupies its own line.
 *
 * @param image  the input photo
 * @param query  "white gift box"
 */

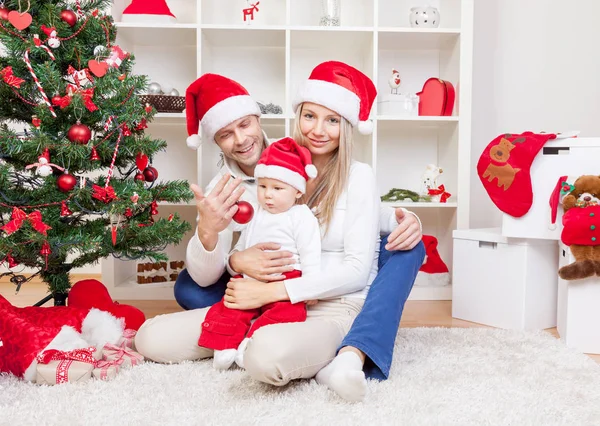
xmin=377 ymin=93 xmax=419 ymax=116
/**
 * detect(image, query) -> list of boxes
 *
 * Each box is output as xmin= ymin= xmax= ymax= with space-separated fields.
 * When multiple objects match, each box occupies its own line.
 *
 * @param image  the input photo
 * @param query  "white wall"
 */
xmin=470 ymin=0 xmax=600 ymax=228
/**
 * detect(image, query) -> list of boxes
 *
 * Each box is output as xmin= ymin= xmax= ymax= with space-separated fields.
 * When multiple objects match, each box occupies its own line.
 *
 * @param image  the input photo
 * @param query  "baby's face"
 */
xmin=257 ymin=177 xmax=302 ymax=214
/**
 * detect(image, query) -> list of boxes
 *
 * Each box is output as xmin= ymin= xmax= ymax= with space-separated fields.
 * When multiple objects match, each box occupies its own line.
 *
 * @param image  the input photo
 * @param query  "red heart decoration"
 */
xmin=135 ymin=152 xmax=149 ymax=171
xmin=88 ymin=59 xmax=108 ymax=78
xmin=417 ymin=78 xmax=456 ymax=116
xmin=8 ymin=11 xmax=32 ymax=30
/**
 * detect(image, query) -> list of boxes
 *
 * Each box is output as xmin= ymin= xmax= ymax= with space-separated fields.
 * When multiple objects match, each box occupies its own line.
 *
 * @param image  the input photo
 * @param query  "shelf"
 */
xmin=201 ymin=27 xmax=285 ymax=48
xmin=382 ymin=201 xmax=458 ymax=208
xmin=151 ymin=113 xmax=186 ymax=125
xmin=114 ymin=22 xmax=198 ymax=29
xmin=115 ymin=23 xmax=197 ymax=47
xmin=291 ymin=29 xmax=373 ymax=50
xmin=376 ymin=116 xmax=459 ymax=129
xmin=288 ymin=26 xmax=374 ymax=32
xmin=379 ymin=29 xmax=460 ymax=51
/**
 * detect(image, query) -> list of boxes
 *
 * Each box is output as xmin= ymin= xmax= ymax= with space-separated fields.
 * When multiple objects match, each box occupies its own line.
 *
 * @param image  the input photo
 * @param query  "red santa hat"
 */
xmin=254 ymin=137 xmax=317 ymax=193
xmin=185 ymin=74 xmax=261 ymax=149
xmin=122 ymin=0 xmax=176 ymax=24
xmin=414 ymin=235 xmax=450 ymax=287
xmin=292 ymin=61 xmax=377 ymax=135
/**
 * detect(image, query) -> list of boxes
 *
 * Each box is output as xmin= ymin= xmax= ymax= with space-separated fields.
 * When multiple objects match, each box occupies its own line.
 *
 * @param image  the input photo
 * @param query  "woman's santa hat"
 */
xmin=185 ymin=74 xmax=261 ymax=149
xmin=254 ymin=137 xmax=317 ymax=193
xmin=122 ymin=0 xmax=177 ymax=24
xmin=292 ymin=61 xmax=377 ymax=135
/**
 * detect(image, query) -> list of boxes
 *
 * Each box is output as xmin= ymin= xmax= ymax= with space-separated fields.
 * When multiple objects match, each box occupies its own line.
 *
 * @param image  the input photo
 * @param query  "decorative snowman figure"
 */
xmin=409 ymin=6 xmax=440 ymax=28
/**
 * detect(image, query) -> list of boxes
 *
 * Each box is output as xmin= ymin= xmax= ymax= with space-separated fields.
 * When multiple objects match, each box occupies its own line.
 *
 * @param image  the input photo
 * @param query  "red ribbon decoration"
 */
xmin=428 ymin=185 xmax=451 ymax=203
xmin=52 ymin=84 xmax=98 ymax=112
xmin=36 ymin=347 xmax=96 ymax=384
xmin=92 ymin=184 xmax=116 ymax=203
xmin=0 ymin=66 xmax=25 ymax=88
xmin=0 ymin=208 xmax=52 ymax=236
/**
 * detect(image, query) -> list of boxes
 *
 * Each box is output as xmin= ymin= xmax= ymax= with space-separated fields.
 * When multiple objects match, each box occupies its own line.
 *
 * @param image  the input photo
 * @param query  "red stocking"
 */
xmin=477 ymin=131 xmax=556 ymax=217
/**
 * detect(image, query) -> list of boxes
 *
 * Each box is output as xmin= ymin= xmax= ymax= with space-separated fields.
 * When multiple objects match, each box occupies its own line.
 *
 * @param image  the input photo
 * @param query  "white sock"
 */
xmin=213 ymin=349 xmax=237 ymax=370
xmin=234 ymin=337 xmax=251 ymax=369
xmin=315 ymin=351 xmax=367 ymax=402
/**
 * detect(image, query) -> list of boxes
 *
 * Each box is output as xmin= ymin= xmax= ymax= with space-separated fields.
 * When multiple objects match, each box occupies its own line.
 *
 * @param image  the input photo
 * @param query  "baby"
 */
xmin=198 ymin=137 xmax=321 ymax=370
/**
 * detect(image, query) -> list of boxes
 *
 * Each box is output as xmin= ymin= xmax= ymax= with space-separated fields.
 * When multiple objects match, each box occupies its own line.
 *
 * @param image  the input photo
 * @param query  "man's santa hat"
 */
xmin=292 ymin=61 xmax=377 ymax=135
xmin=122 ymin=0 xmax=177 ymax=24
xmin=185 ymin=74 xmax=261 ymax=150
xmin=255 ymin=137 xmax=317 ymax=193
xmin=0 ymin=294 xmax=123 ymax=381
xmin=413 ymin=235 xmax=450 ymax=287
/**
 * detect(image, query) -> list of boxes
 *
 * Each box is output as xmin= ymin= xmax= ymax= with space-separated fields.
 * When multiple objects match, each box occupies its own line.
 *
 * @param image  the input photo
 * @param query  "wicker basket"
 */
xmin=139 ymin=94 xmax=186 ymax=113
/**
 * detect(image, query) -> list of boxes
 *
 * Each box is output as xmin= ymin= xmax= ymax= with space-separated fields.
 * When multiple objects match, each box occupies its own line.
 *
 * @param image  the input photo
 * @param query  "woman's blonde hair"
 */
xmin=293 ymin=103 xmax=353 ymax=234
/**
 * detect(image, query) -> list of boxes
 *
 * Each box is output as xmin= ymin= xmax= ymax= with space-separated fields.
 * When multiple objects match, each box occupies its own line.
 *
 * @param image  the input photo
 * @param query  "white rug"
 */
xmin=2 ymin=327 xmax=600 ymax=426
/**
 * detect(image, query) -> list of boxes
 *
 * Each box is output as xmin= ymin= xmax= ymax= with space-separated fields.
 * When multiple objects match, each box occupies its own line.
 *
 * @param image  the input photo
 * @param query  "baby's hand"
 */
xmin=306 ymin=300 xmax=318 ymax=306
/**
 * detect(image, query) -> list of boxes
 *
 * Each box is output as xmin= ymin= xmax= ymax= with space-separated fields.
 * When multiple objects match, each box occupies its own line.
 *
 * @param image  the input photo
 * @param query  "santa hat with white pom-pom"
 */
xmin=254 ymin=137 xmax=317 ymax=194
xmin=185 ymin=73 xmax=261 ymax=150
xmin=292 ymin=61 xmax=377 ymax=135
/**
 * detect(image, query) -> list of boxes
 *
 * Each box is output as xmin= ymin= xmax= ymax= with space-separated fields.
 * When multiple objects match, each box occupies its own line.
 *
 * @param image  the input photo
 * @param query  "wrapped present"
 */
xmin=102 ymin=343 xmax=144 ymax=369
xmin=118 ymin=329 xmax=137 ymax=351
xmin=35 ymin=347 xmax=96 ymax=385
xmin=92 ymin=358 xmax=123 ymax=381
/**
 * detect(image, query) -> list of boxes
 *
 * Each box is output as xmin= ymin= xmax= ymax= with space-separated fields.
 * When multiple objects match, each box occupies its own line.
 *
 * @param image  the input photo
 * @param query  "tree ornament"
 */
xmin=67 ymin=121 xmax=91 ymax=145
xmin=57 ymin=172 xmax=77 ymax=192
xmin=8 ymin=10 xmax=32 ymax=30
xmin=148 ymin=82 xmax=161 ymax=94
xmin=51 ymin=94 xmax=62 ymax=105
xmin=124 ymin=208 xmax=133 ymax=218
xmin=60 ymin=9 xmax=77 ymax=27
xmin=130 ymin=192 xmax=139 ymax=204
xmin=25 ymin=149 xmax=63 ymax=177
xmin=40 ymin=240 xmax=51 ymax=270
xmin=31 ymin=115 xmax=41 ymax=128
xmin=60 ymin=200 xmax=72 ymax=216
xmin=151 ymin=200 xmax=158 ymax=216
xmin=143 ymin=166 xmax=158 ymax=182
xmin=134 ymin=172 xmax=145 ymax=182
xmin=232 ymin=201 xmax=254 ymax=224
xmin=90 ymin=146 xmax=100 ymax=161
xmin=144 ymin=103 xmax=153 ymax=113
xmin=40 ymin=25 xmax=60 ymax=48
xmin=5 ymin=253 xmax=18 ymax=268
xmin=0 ymin=7 xmax=10 ymax=20
xmin=93 ymin=45 xmax=106 ymax=56
xmin=118 ymin=73 xmax=127 ymax=81
xmin=88 ymin=59 xmax=108 ymax=78
xmin=135 ymin=153 xmax=149 ymax=171
xmin=122 ymin=124 xmax=131 ymax=137
xmin=135 ymin=118 xmax=148 ymax=131
xmin=105 ymin=45 xmax=129 ymax=69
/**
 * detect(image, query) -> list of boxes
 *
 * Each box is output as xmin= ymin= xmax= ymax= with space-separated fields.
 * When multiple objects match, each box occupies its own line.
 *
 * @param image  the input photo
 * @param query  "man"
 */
xmin=175 ymin=72 xmax=423 ymax=310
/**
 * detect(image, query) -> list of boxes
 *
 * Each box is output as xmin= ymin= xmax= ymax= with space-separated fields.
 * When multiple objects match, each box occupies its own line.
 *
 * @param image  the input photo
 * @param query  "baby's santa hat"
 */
xmin=185 ymin=73 xmax=261 ymax=149
xmin=254 ymin=137 xmax=317 ymax=193
xmin=413 ymin=235 xmax=450 ymax=287
xmin=122 ymin=0 xmax=176 ymax=24
xmin=0 ymin=294 xmax=124 ymax=381
xmin=292 ymin=61 xmax=377 ymax=135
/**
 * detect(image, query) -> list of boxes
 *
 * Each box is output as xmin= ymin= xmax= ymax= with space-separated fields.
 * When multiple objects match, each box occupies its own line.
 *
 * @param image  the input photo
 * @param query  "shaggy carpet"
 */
xmin=1 ymin=327 xmax=600 ymax=426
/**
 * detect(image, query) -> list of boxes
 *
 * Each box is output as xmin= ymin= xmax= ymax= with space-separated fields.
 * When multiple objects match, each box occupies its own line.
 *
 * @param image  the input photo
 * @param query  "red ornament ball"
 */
xmin=57 ymin=173 xmax=77 ymax=192
xmin=134 ymin=172 xmax=145 ymax=181
xmin=67 ymin=123 xmax=91 ymax=145
xmin=232 ymin=201 xmax=254 ymax=224
xmin=0 ymin=7 xmax=10 ymax=20
xmin=143 ymin=166 xmax=158 ymax=182
xmin=60 ymin=9 xmax=77 ymax=27
xmin=51 ymin=95 xmax=62 ymax=106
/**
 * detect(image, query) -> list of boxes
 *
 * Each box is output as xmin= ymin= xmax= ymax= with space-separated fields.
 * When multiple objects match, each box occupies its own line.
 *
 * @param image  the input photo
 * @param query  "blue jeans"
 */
xmin=174 ymin=235 xmax=425 ymax=381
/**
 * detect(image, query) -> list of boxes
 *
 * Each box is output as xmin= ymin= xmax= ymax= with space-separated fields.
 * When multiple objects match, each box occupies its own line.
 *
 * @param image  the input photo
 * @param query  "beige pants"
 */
xmin=134 ymin=298 xmax=364 ymax=386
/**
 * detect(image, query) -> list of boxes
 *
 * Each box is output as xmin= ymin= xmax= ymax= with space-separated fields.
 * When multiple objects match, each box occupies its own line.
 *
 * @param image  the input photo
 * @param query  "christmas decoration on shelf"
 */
xmin=140 ymin=81 xmax=184 ymax=113
xmin=0 ymin=0 xmax=193 ymax=304
xmin=242 ymin=1 xmax=260 ymax=23
xmin=257 ymin=101 xmax=283 ymax=115
xmin=409 ymin=6 xmax=440 ymax=28
xmin=421 ymin=164 xmax=450 ymax=203
xmin=121 ymin=0 xmax=177 ymax=24
xmin=380 ymin=188 xmax=430 ymax=203
xmin=320 ymin=0 xmax=340 ymax=26
xmin=388 ymin=69 xmax=401 ymax=94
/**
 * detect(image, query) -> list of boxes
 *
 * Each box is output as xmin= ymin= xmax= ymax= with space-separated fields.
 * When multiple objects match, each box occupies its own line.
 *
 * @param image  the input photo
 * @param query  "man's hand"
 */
xmin=191 ymin=173 xmax=245 ymax=251
xmin=229 ymin=242 xmax=295 ymax=281
xmin=385 ymin=208 xmax=422 ymax=251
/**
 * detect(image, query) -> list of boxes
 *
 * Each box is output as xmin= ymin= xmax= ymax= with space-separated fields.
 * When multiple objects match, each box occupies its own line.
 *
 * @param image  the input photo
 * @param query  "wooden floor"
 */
xmin=2 ymin=277 xmax=599 ymax=363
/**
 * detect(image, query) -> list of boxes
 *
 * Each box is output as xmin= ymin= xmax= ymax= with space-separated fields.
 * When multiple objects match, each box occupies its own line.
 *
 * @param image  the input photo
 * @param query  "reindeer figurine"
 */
xmin=243 ymin=1 xmax=260 ymax=22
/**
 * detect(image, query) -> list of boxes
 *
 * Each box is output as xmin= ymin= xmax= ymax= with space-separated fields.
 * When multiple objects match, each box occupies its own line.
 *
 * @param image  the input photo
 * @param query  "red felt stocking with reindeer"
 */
xmin=477 ymin=131 xmax=557 ymax=217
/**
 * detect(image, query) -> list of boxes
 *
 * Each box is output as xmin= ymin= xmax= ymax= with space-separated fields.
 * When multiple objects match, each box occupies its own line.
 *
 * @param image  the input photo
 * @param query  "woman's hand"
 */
xmin=224 ymin=277 xmax=289 ymax=310
xmin=385 ymin=209 xmax=422 ymax=251
xmin=229 ymin=242 xmax=296 ymax=281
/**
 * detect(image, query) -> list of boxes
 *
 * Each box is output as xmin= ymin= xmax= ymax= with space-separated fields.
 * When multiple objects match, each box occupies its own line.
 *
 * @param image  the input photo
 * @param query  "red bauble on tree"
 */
xmin=134 ymin=172 xmax=145 ymax=181
xmin=0 ymin=7 xmax=10 ymax=20
xmin=233 ymin=201 xmax=254 ymax=224
xmin=143 ymin=166 xmax=158 ymax=182
xmin=60 ymin=9 xmax=77 ymax=27
xmin=57 ymin=173 xmax=77 ymax=192
xmin=67 ymin=122 xmax=92 ymax=145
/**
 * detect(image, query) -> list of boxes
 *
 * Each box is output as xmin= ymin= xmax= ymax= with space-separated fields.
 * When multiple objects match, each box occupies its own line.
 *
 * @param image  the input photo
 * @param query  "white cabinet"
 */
xmin=102 ymin=0 xmax=474 ymax=300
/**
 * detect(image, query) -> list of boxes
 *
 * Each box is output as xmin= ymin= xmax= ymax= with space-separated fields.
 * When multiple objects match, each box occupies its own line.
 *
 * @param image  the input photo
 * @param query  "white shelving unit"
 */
xmin=102 ymin=0 xmax=474 ymax=301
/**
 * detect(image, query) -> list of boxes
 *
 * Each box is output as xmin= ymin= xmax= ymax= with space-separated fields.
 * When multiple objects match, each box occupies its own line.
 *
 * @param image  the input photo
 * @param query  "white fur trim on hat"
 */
xmin=80 ymin=308 xmax=124 ymax=349
xmin=186 ymin=134 xmax=202 ymax=150
xmin=292 ymin=79 xmax=360 ymax=126
xmin=201 ymin=95 xmax=261 ymax=143
xmin=358 ymin=120 xmax=374 ymax=135
xmin=413 ymin=271 xmax=450 ymax=287
xmin=23 ymin=326 xmax=90 ymax=382
xmin=305 ymin=164 xmax=317 ymax=179
xmin=255 ymin=164 xmax=306 ymax=193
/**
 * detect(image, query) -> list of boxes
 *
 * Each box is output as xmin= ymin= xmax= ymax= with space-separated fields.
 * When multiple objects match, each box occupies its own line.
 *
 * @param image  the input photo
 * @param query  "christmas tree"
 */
xmin=0 ymin=0 xmax=193 ymax=303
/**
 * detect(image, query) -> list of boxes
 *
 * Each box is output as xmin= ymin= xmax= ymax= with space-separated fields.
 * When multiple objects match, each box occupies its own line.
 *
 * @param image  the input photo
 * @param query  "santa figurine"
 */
xmin=40 ymin=25 xmax=60 ymax=48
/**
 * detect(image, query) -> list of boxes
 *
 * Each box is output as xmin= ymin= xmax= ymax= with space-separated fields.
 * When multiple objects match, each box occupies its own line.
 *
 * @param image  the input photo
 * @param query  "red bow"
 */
xmin=92 ymin=184 xmax=117 ymax=203
xmin=53 ymin=84 xmax=98 ymax=112
xmin=0 ymin=208 xmax=51 ymax=236
xmin=36 ymin=347 xmax=97 ymax=365
xmin=428 ymin=185 xmax=451 ymax=203
xmin=0 ymin=66 xmax=25 ymax=88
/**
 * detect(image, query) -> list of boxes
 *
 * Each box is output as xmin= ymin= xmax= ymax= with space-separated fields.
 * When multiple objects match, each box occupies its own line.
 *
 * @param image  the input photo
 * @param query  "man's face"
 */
xmin=214 ymin=115 xmax=263 ymax=170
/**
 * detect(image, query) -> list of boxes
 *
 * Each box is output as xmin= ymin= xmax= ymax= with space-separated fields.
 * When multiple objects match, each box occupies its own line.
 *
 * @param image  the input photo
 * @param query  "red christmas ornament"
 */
xmin=5 ymin=253 xmax=18 ymax=268
xmin=40 ymin=240 xmax=51 ymax=270
xmin=122 ymin=124 xmax=131 ymax=137
xmin=57 ymin=173 xmax=77 ymax=192
xmin=144 ymin=103 xmax=153 ymax=114
xmin=67 ymin=122 xmax=92 ymax=145
xmin=60 ymin=200 xmax=72 ymax=216
xmin=118 ymin=73 xmax=126 ymax=81
xmin=90 ymin=146 xmax=100 ymax=161
xmin=0 ymin=7 xmax=10 ymax=20
xmin=51 ymin=95 xmax=62 ymax=106
xmin=60 ymin=9 xmax=77 ymax=27
xmin=31 ymin=115 xmax=41 ymax=128
xmin=232 ymin=201 xmax=254 ymax=224
xmin=136 ymin=118 xmax=148 ymax=131
xmin=135 ymin=152 xmax=149 ymax=171
xmin=151 ymin=200 xmax=158 ymax=215
xmin=134 ymin=172 xmax=145 ymax=182
xmin=124 ymin=208 xmax=133 ymax=218
xmin=143 ymin=166 xmax=158 ymax=182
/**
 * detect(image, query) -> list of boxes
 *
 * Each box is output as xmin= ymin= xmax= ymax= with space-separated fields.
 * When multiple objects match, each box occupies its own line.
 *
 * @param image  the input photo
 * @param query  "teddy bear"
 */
xmin=558 ymin=175 xmax=600 ymax=280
